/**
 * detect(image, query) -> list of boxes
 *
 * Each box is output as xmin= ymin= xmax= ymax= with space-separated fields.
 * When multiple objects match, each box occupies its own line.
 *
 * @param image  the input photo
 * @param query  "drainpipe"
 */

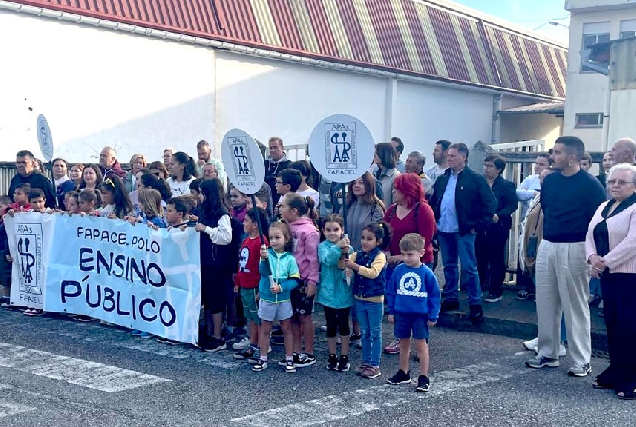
xmin=492 ymin=94 xmax=502 ymax=144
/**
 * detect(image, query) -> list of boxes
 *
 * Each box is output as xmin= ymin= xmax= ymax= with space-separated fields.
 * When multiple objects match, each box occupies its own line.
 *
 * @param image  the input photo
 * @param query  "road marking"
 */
xmin=0 ymin=399 xmax=36 ymax=418
xmin=0 ymin=343 xmax=171 ymax=392
xmin=230 ymin=361 xmax=527 ymax=427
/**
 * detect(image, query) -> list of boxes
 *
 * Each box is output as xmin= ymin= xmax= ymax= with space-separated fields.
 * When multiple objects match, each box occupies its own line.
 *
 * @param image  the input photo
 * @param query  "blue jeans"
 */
xmin=589 ymin=277 xmax=602 ymax=298
xmin=356 ymin=300 xmax=383 ymax=366
xmin=438 ymin=232 xmax=482 ymax=306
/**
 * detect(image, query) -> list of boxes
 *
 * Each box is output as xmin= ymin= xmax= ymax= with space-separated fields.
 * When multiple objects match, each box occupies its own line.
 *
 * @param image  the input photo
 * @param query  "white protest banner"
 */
xmin=36 ymin=114 xmax=54 ymax=162
xmin=5 ymin=213 xmax=56 ymax=310
xmin=221 ymin=128 xmax=265 ymax=194
xmin=308 ymin=114 xmax=375 ymax=183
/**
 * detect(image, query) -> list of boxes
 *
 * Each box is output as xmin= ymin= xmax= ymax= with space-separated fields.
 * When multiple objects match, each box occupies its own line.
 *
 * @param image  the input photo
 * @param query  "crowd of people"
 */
xmin=0 ymin=135 xmax=634 ymax=398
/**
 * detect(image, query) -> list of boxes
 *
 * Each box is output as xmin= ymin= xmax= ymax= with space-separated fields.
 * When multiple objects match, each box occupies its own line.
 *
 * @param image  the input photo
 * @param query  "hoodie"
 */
xmin=100 ymin=160 xmax=127 ymax=179
xmin=289 ymin=216 xmax=320 ymax=284
xmin=258 ymin=248 xmax=300 ymax=303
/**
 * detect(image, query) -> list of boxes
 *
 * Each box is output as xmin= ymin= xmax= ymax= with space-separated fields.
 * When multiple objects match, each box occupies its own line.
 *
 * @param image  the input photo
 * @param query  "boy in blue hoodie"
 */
xmin=386 ymin=233 xmax=441 ymax=392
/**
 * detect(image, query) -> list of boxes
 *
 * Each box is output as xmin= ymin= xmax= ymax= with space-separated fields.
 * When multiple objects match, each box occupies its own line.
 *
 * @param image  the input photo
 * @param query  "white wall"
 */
xmin=500 ymin=114 xmax=562 ymax=146
xmin=608 ymin=89 xmax=636 ymax=144
xmin=0 ymin=11 xmax=216 ymax=163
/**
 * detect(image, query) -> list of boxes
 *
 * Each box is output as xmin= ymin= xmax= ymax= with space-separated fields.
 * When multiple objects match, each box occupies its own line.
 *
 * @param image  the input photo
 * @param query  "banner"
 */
xmin=6 ymin=213 xmax=201 ymax=344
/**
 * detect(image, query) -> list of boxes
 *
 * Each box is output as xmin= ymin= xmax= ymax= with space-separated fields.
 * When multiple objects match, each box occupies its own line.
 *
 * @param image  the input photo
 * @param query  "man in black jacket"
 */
xmin=477 ymin=154 xmax=518 ymax=303
xmin=429 ymin=143 xmax=497 ymax=321
xmin=264 ymin=137 xmax=292 ymax=206
xmin=8 ymin=150 xmax=56 ymax=209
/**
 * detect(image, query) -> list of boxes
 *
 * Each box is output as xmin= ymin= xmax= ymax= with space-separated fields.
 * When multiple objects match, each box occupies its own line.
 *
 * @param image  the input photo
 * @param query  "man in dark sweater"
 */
xmin=264 ymin=137 xmax=292 ymax=206
xmin=526 ymin=136 xmax=606 ymax=377
xmin=8 ymin=150 xmax=56 ymax=209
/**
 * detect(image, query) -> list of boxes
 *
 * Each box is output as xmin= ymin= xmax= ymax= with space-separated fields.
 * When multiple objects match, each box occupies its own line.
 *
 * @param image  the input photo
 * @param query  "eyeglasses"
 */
xmin=275 ymin=180 xmax=283 ymax=185
xmin=607 ymin=179 xmax=635 ymax=187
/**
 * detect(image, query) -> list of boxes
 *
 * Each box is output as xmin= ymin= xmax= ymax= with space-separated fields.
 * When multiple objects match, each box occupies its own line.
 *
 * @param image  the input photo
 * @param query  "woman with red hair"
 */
xmin=382 ymin=172 xmax=437 ymax=355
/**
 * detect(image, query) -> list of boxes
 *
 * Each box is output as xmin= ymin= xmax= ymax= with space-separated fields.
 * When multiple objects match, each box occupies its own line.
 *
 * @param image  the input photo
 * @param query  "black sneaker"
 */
xmin=285 ymin=360 xmax=296 ymax=373
xmin=387 ymin=369 xmax=411 ymax=385
xmin=350 ymin=333 xmax=362 ymax=342
xmin=327 ymin=354 xmax=338 ymax=371
xmin=484 ymin=294 xmax=503 ymax=303
xmin=338 ymin=355 xmax=350 ymax=372
xmin=252 ymin=359 xmax=268 ymax=372
xmin=201 ymin=337 xmax=227 ymax=353
xmin=516 ymin=290 xmax=535 ymax=301
xmin=295 ymin=353 xmax=316 ymax=368
xmin=416 ymin=375 xmax=430 ymax=392
xmin=279 ymin=353 xmax=300 ymax=367
xmin=234 ymin=346 xmax=256 ymax=360
xmin=440 ymin=300 xmax=459 ymax=312
xmin=469 ymin=304 xmax=484 ymax=322
xmin=270 ymin=335 xmax=285 ymax=346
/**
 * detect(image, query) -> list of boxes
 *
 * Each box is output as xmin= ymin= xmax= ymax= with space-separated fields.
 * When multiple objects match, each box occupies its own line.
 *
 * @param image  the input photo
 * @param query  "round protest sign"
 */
xmin=221 ymin=128 xmax=265 ymax=195
xmin=308 ymin=114 xmax=375 ymax=184
xmin=36 ymin=114 xmax=54 ymax=162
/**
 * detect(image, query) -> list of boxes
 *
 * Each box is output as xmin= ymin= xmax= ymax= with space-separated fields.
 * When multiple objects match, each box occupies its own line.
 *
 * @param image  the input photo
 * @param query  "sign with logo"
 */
xmin=308 ymin=114 xmax=375 ymax=183
xmin=221 ymin=128 xmax=265 ymax=194
xmin=36 ymin=114 xmax=54 ymax=162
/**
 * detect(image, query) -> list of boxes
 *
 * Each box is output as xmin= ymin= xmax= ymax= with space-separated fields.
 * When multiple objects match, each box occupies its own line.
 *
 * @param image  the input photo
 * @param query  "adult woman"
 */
xmin=344 ymin=172 xmax=385 ymax=251
xmin=585 ymin=163 xmax=636 ymax=400
xmin=79 ymin=164 xmax=103 ymax=192
xmin=373 ymin=143 xmax=400 ymax=208
xmin=124 ymin=154 xmax=147 ymax=193
xmin=52 ymin=158 xmax=75 ymax=209
xmin=70 ymin=163 xmax=85 ymax=189
xmin=166 ymin=152 xmax=198 ymax=196
xmin=382 ymin=173 xmax=436 ymax=355
xmin=148 ymin=161 xmax=168 ymax=180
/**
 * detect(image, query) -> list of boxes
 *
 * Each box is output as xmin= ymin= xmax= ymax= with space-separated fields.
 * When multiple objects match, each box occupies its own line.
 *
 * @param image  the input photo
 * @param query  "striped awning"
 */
xmin=10 ymin=0 xmax=567 ymax=99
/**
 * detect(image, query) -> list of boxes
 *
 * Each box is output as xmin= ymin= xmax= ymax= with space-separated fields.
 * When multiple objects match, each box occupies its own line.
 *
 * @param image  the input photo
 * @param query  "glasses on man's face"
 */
xmin=275 ymin=180 xmax=283 ymax=185
xmin=607 ymin=179 xmax=634 ymax=187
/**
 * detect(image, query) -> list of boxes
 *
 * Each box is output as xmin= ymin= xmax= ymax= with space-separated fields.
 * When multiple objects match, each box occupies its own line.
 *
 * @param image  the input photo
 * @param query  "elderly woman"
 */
xmin=585 ymin=163 xmax=636 ymax=400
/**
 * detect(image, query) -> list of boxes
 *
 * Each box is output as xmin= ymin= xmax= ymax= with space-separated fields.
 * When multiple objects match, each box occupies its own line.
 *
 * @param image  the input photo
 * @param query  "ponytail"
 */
xmin=363 ymin=221 xmax=390 ymax=251
xmin=285 ymin=193 xmax=318 ymax=223
xmin=172 ymin=151 xmax=199 ymax=181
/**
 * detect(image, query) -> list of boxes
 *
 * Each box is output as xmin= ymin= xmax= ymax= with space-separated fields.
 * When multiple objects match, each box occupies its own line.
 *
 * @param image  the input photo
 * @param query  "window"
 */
xmin=620 ymin=19 xmax=636 ymax=39
xmin=575 ymin=113 xmax=603 ymax=128
xmin=581 ymin=22 xmax=610 ymax=72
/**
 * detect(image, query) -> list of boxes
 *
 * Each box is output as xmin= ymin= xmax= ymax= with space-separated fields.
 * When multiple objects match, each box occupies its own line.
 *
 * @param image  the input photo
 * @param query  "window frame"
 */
xmin=575 ymin=113 xmax=604 ymax=128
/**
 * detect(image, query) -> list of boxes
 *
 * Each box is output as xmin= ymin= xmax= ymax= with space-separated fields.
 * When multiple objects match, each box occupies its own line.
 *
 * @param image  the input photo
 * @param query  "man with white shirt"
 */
xmin=516 ymin=154 xmax=550 ymax=220
xmin=426 ymin=140 xmax=450 ymax=194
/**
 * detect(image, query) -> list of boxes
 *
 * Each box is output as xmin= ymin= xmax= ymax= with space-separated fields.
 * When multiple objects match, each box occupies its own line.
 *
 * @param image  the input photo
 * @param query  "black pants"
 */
xmin=597 ymin=272 xmax=636 ymax=393
xmin=475 ymin=226 xmax=509 ymax=297
xmin=323 ymin=306 xmax=351 ymax=338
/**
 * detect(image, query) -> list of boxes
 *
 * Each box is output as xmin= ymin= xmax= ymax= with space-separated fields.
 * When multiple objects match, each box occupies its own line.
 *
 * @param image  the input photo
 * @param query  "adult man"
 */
xmin=610 ymin=137 xmax=636 ymax=165
xmin=405 ymin=151 xmax=432 ymax=194
xmin=516 ymin=153 xmax=550 ymax=220
xmin=163 ymin=148 xmax=173 ymax=168
xmin=526 ymin=136 xmax=606 ymax=377
xmin=8 ymin=150 xmax=56 ymax=209
xmin=429 ymin=143 xmax=497 ymax=321
xmin=264 ymin=137 xmax=292 ymax=205
xmin=390 ymin=137 xmax=406 ymax=173
xmin=596 ymin=151 xmax=613 ymax=188
xmin=196 ymin=140 xmax=226 ymax=185
xmin=426 ymin=140 xmax=450 ymax=193
xmin=99 ymin=147 xmax=126 ymax=179
xmin=476 ymin=154 xmax=517 ymax=303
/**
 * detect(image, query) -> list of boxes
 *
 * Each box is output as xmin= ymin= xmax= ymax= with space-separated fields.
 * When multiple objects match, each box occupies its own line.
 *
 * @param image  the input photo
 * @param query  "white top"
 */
xmin=426 ymin=164 xmax=448 ymax=192
xmin=516 ymin=174 xmax=541 ymax=220
xmin=204 ymin=214 xmax=232 ymax=245
xmin=99 ymin=204 xmax=116 ymax=217
xmin=166 ymin=177 xmax=194 ymax=197
xmin=297 ymin=187 xmax=320 ymax=209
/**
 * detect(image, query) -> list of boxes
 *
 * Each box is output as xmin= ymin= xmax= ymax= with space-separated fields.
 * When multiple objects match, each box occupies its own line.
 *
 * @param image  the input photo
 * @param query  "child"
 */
xmin=165 ymin=197 xmax=194 ymax=228
xmin=344 ymin=222 xmax=389 ymax=379
xmin=253 ymin=220 xmax=299 ymax=373
xmin=317 ymin=214 xmax=352 ymax=372
xmin=233 ymin=208 xmax=269 ymax=361
xmin=290 ymin=160 xmax=319 ymax=208
xmin=244 ymin=184 xmax=273 ymax=220
xmin=28 ymin=189 xmax=47 ymax=212
xmin=65 ymin=191 xmax=81 ymax=214
xmin=273 ymin=169 xmax=302 ymax=220
xmin=280 ymin=193 xmax=320 ymax=368
xmin=0 ymin=195 xmax=12 ymax=308
xmin=189 ymin=178 xmax=203 ymax=201
xmin=98 ymin=178 xmax=133 ymax=219
xmin=137 ymin=189 xmax=167 ymax=229
xmin=229 ymin=186 xmax=248 ymax=224
xmin=195 ymin=178 xmax=233 ymax=352
xmin=78 ymin=190 xmax=101 ymax=216
xmin=8 ymin=184 xmax=32 ymax=212
xmin=386 ymin=233 xmax=441 ymax=392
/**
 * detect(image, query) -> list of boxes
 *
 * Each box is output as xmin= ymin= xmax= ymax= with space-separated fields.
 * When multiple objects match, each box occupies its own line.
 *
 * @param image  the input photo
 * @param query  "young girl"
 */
xmin=317 ymin=214 xmax=352 ymax=372
xmin=280 ymin=193 xmax=320 ymax=368
xmin=78 ymin=190 xmax=101 ymax=216
xmin=195 ymin=178 xmax=233 ymax=352
xmin=167 ymin=152 xmax=198 ymax=197
xmin=65 ymin=191 xmax=81 ymax=214
xmin=229 ymin=186 xmax=248 ymax=224
xmin=253 ymin=220 xmax=299 ymax=373
xmin=98 ymin=178 xmax=133 ymax=219
xmin=344 ymin=222 xmax=389 ymax=379
xmin=137 ymin=189 xmax=167 ymax=229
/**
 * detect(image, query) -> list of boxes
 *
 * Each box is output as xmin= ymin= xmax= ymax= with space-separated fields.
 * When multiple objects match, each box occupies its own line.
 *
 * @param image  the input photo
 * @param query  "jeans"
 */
xmin=589 ymin=277 xmax=602 ymax=298
xmin=356 ymin=300 xmax=383 ymax=366
xmin=438 ymin=232 xmax=482 ymax=306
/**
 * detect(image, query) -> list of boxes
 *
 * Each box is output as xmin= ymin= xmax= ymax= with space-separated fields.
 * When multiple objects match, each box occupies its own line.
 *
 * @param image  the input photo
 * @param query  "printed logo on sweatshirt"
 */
xmin=239 ymin=247 xmax=250 ymax=273
xmin=397 ymin=272 xmax=428 ymax=298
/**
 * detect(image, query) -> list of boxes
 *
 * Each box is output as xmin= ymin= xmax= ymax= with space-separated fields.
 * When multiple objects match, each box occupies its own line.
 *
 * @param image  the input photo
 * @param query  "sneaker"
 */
xmin=350 ymin=333 xmax=361 ymax=342
xmin=327 ymin=354 xmax=338 ymax=371
xmin=523 ymin=338 xmax=538 ymax=352
xmin=384 ymin=339 xmax=400 ymax=354
xmin=74 ymin=315 xmax=92 ymax=322
xmin=469 ymin=304 xmax=484 ymax=322
xmin=559 ymin=343 xmax=567 ymax=358
xmin=252 ymin=359 xmax=268 ymax=372
xmin=416 ymin=375 xmax=430 ymax=392
xmin=337 ymin=355 xmax=350 ymax=372
xmin=387 ymin=369 xmax=411 ymax=385
xmin=516 ymin=290 xmax=535 ymax=301
xmin=233 ymin=336 xmax=251 ymax=350
xmin=285 ymin=360 xmax=296 ymax=373
xmin=525 ymin=355 xmax=560 ymax=369
xmin=440 ymin=300 xmax=460 ymax=312
xmin=139 ymin=332 xmax=152 ymax=339
xmin=280 ymin=353 xmax=300 ymax=367
xmin=23 ymin=309 xmax=34 ymax=316
xmin=234 ymin=346 xmax=257 ymax=360
xmin=568 ymin=363 xmax=592 ymax=377
xmin=320 ymin=325 xmax=328 ymax=332
xmin=0 ymin=297 xmax=10 ymax=308
xmin=295 ymin=353 xmax=316 ymax=368
xmin=484 ymin=294 xmax=503 ymax=303
xmin=361 ymin=366 xmax=381 ymax=379
xmin=588 ymin=294 xmax=602 ymax=307
xmin=131 ymin=329 xmax=143 ymax=337
xmin=356 ymin=364 xmax=370 ymax=375
xmin=201 ymin=338 xmax=227 ymax=353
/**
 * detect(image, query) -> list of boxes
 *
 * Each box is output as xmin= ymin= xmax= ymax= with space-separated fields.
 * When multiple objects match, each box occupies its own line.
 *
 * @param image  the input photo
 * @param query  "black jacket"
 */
xmin=429 ymin=166 xmax=497 ymax=235
xmin=488 ymin=175 xmax=518 ymax=232
xmin=8 ymin=172 xmax=57 ymax=209
xmin=264 ymin=158 xmax=292 ymax=205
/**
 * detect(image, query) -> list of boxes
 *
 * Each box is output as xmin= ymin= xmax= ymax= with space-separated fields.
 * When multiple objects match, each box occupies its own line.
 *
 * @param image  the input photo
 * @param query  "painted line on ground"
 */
xmin=230 ymin=361 xmax=528 ymax=427
xmin=0 ymin=399 xmax=36 ymax=418
xmin=0 ymin=342 xmax=171 ymax=392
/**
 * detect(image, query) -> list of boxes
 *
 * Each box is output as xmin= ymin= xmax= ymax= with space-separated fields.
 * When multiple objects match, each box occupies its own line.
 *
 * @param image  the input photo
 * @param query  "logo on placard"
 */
xmin=325 ymin=122 xmax=357 ymax=170
xmin=229 ymin=137 xmax=256 ymax=184
xmin=15 ymin=223 xmax=43 ymax=296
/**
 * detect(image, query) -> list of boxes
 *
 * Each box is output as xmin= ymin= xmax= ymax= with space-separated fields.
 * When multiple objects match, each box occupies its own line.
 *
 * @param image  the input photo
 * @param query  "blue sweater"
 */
xmin=316 ymin=241 xmax=353 ymax=309
xmin=386 ymin=264 xmax=441 ymax=320
xmin=258 ymin=248 xmax=300 ymax=303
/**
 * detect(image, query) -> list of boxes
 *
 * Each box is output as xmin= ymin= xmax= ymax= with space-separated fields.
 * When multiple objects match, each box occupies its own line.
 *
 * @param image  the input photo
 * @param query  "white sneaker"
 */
xmin=233 ymin=336 xmax=250 ymax=350
xmin=523 ymin=337 xmax=538 ymax=352
xmin=559 ymin=343 xmax=567 ymax=358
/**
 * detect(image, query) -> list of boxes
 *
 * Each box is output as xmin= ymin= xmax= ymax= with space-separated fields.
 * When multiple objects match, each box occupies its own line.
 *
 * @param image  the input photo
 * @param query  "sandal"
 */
xmin=617 ymin=389 xmax=636 ymax=400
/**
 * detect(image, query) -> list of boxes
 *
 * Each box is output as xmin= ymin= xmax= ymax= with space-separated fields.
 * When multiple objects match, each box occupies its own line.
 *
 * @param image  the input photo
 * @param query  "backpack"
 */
xmin=227 ymin=216 xmax=244 ymax=268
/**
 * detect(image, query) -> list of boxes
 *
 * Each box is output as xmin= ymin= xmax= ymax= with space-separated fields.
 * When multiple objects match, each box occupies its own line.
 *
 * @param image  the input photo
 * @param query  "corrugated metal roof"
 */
xmin=11 ymin=0 xmax=567 ymax=99
xmin=500 ymin=101 xmax=565 ymax=114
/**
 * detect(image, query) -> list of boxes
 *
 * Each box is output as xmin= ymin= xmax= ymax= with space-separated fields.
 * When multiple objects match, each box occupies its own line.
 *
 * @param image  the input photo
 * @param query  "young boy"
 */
xmin=0 ymin=195 xmax=12 ymax=307
xmin=78 ymin=190 xmax=101 ymax=216
xmin=165 ymin=196 xmax=194 ymax=229
xmin=386 ymin=233 xmax=441 ymax=392
xmin=233 ymin=208 xmax=270 ymax=361
xmin=273 ymin=169 xmax=302 ymax=220
xmin=28 ymin=189 xmax=47 ymax=212
xmin=8 ymin=184 xmax=32 ymax=212
xmin=245 ymin=185 xmax=273 ymax=219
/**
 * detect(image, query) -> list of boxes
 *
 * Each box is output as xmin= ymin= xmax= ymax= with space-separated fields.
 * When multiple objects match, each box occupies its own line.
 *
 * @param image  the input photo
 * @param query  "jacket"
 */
xmin=386 ymin=264 xmax=441 ymax=320
xmin=264 ymin=154 xmax=292 ymax=205
xmin=258 ymin=248 xmax=300 ymax=303
xmin=375 ymin=168 xmax=399 ymax=209
xmin=289 ymin=216 xmax=320 ymax=284
xmin=351 ymin=248 xmax=387 ymax=299
xmin=488 ymin=175 xmax=518 ymax=232
xmin=8 ymin=172 xmax=57 ymax=209
xmin=429 ymin=166 xmax=497 ymax=235
xmin=316 ymin=241 xmax=353 ymax=309
xmin=519 ymin=195 xmax=543 ymax=274
xmin=343 ymin=200 xmax=385 ymax=251
xmin=100 ymin=160 xmax=126 ymax=179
